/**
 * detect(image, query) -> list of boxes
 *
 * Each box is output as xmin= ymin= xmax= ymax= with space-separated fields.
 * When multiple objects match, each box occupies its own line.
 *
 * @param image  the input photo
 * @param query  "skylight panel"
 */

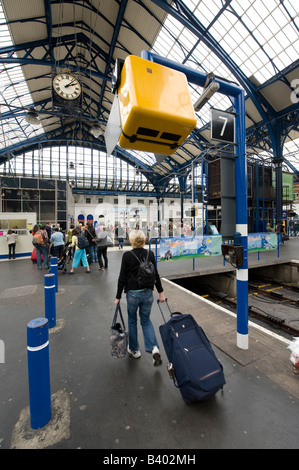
xmin=168 ymin=47 xmax=184 ymax=63
xmin=268 ymin=36 xmax=284 ymax=55
xmin=261 ymin=0 xmax=279 ymax=14
xmin=212 ymin=20 xmax=227 ymax=39
xmin=277 ymin=50 xmax=292 ymax=68
xmin=181 ymin=28 xmax=197 ymax=47
xmin=196 ymin=4 xmax=216 ymax=27
xmin=283 ymin=138 xmax=299 ymax=172
xmin=204 ymin=0 xmax=299 ymax=83
xmin=282 ymin=23 xmax=299 ymax=43
xmin=274 ymin=56 xmax=287 ymax=71
xmin=284 ymin=44 xmax=299 ymax=63
xmin=164 ymin=16 xmax=184 ymax=37
xmin=256 ymin=22 xmax=273 ymax=42
xmin=271 ymin=5 xmax=290 ymax=27
xmin=0 ymin=1 xmax=44 ymax=150
xmin=183 ymin=0 xmax=198 ymax=11
xmin=283 ymin=0 xmax=298 ymax=17
xmin=251 ymin=1 xmax=269 ymax=20
xmin=237 ymin=40 xmax=254 ymax=57
xmin=263 ymin=14 xmax=281 ymax=35
xmin=243 ymin=34 xmax=259 ymax=54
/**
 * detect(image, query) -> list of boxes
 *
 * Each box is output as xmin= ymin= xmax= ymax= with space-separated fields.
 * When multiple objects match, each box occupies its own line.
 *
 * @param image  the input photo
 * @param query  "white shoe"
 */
xmin=152 ymin=346 xmax=162 ymax=366
xmin=127 ymin=346 xmax=141 ymax=359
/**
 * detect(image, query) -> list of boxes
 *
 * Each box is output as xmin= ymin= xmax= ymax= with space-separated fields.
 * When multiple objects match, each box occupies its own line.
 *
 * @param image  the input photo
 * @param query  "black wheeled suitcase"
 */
xmin=158 ymin=300 xmax=225 ymax=403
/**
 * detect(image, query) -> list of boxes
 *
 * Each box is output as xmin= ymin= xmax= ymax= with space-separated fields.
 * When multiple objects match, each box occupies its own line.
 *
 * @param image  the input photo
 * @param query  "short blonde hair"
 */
xmin=129 ymin=230 xmax=145 ymax=249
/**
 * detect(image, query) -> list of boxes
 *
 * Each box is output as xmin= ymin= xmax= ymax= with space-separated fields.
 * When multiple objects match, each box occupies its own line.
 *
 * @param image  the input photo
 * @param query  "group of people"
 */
xmin=68 ymin=221 xmax=111 ymax=274
xmin=30 ymin=221 xmax=165 ymax=367
xmin=30 ymin=221 xmax=109 ymax=273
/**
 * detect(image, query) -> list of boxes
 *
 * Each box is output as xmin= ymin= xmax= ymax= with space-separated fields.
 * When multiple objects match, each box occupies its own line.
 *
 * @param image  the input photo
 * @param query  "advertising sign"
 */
xmin=160 ymin=235 xmax=222 ymax=260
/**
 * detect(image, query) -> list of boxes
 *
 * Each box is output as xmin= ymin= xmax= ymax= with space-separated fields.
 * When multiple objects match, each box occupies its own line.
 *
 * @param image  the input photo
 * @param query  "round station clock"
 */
xmin=52 ymin=73 xmax=82 ymax=101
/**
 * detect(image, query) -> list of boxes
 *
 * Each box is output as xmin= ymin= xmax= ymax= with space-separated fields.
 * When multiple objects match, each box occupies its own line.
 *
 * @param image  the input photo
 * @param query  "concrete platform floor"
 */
xmin=0 ymin=239 xmax=299 ymax=450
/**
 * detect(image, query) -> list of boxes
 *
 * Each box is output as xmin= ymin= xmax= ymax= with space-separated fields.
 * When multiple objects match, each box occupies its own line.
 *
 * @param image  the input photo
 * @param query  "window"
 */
xmin=0 ymin=218 xmax=27 ymax=235
xmin=86 ymin=198 xmax=91 ymax=204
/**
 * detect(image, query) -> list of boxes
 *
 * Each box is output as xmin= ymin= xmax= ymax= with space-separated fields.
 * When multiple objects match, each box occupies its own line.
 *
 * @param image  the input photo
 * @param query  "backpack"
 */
xmin=131 ymin=250 xmax=156 ymax=289
xmin=77 ymin=234 xmax=89 ymax=249
xmin=32 ymin=232 xmax=44 ymax=247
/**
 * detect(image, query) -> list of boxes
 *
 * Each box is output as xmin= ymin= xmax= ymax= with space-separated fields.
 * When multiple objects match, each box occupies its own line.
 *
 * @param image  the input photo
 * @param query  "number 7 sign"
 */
xmin=211 ymin=108 xmax=235 ymax=144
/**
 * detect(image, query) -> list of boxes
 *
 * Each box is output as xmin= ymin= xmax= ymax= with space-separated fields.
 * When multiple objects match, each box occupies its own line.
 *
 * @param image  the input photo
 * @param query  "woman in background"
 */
xmin=7 ymin=229 xmax=17 ymax=260
xmin=68 ymin=228 xmax=91 ymax=274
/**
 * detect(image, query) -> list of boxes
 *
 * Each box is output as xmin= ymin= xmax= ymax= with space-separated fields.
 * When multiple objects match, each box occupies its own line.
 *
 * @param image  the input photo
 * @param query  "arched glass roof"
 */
xmin=0 ymin=0 xmax=298 ymax=186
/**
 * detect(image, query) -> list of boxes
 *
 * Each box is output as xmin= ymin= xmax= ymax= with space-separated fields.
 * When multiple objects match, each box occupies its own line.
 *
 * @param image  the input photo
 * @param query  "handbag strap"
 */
xmin=86 ymin=227 xmax=97 ymax=239
xmin=112 ymin=304 xmax=126 ymax=329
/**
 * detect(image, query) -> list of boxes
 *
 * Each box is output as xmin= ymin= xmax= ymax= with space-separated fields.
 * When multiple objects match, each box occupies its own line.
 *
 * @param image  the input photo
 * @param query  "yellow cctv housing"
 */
xmin=117 ymin=55 xmax=197 ymax=155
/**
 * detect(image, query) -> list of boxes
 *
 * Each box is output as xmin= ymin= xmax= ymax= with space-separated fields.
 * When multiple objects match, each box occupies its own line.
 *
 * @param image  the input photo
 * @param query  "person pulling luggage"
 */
xmin=114 ymin=229 xmax=165 ymax=366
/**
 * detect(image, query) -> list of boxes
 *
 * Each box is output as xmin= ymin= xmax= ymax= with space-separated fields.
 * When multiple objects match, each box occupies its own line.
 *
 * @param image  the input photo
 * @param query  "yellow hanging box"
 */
xmin=117 ymin=55 xmax=197 ymax=155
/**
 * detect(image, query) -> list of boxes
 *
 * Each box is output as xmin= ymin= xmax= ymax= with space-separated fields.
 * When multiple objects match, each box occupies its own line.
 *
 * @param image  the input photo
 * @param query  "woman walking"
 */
xmin=96 ymin=226 xmax=110 ymax=270
xmin=68 ymin=228 xmax=90 ymax=274
xmin=114 ymin=230 xmax=165 ymax=366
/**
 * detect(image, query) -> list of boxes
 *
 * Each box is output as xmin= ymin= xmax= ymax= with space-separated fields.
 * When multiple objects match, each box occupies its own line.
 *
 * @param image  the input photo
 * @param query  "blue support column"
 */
xmin=27 ymin=318 xmax=51 ymax=429
xmin=44 ymin=273 xmax=56 ymax=328
xmin=234 ymin=90 xmax=248 ymax=349
xmin=50 ymin=256 xmax=58 ymax=293
xmin=141 ymin=50 xmax=248 ymax=349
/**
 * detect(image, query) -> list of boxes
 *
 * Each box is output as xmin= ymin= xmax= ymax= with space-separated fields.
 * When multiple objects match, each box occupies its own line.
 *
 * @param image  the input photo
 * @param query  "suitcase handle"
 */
xmin=157 ymin=299 xmax=182 ymax=323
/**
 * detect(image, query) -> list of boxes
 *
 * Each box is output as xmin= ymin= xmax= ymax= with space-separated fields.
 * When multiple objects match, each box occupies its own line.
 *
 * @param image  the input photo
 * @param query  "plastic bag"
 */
xmin=287 ymin=338 xmax=299 ymax=366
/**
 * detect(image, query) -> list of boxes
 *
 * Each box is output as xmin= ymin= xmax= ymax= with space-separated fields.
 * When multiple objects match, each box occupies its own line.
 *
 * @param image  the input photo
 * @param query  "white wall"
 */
xmin=0 ymin=212 xmax=37 ymax=259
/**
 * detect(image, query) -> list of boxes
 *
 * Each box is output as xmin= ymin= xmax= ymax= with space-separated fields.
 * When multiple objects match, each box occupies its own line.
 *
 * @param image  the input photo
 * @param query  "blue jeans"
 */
xmin=126 ymin=289 xmax=159 ymax=353
xmin=36 ymin=245 xmax=49 ymax=269
xmin=88 ymin=244 xmax=98 ymax=262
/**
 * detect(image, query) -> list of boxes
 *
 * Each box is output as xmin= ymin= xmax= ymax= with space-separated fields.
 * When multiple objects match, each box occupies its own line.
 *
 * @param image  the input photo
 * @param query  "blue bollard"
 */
xmin=27 ymin=318 xmax=51 ymax=429
xmin=50 ymin=256 xmax=58 ymax=293
xmin=44 ymin=273 xmax=56 ymax=328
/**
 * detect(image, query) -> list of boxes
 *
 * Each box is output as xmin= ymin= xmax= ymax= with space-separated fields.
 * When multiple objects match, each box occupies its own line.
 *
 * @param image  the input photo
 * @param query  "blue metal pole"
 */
xmin=141 ymin=50 xmax=241 ymax=97
xmin=234 ymin=90 xmax=248 ymax=350
xmin=141 ymin=51 xmax=248 ymax=349
xmin=255 ymin=161 xmax=259 ymax=232
xmin=50 ymin=256 xmax=58 ymax=293
xmin=44 ymin=273 xmax=56 ymax=328
xmin=27 ymin=318 xmax=51 ymax=429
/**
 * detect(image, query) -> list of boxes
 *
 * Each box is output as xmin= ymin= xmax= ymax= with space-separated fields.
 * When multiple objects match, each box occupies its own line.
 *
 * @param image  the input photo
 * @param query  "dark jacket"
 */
xmin=84 ymin=225 xmax=96 ymax=245
xmin=116 ymin=248 xmax=163 ymax=299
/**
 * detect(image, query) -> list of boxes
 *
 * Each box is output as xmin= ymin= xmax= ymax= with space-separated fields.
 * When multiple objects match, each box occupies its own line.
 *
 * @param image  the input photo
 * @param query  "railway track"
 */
xmin=203 ymin=277 xmax=299 ymax=338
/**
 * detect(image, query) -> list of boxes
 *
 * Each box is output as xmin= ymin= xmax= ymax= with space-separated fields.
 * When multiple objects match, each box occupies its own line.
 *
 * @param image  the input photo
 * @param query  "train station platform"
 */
xmin=0 ymin=237 xmax=298 ymax=451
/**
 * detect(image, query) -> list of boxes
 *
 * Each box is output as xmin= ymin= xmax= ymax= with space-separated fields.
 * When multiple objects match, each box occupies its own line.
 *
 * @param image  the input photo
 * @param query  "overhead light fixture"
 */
xmin=25 ymin=109 xmax=41 ymax=126
xmin=193 ymin=81 xmax=220 ymax=111
xmin=90 ymin=124 xmax=103 ymax=138
xmin=69 ymin=162 xmax=75 ymax=171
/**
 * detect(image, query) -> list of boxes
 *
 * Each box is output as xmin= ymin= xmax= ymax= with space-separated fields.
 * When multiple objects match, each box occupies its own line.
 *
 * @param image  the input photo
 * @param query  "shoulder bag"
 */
xmin=110 ymin=305 xmax=128 ymax=359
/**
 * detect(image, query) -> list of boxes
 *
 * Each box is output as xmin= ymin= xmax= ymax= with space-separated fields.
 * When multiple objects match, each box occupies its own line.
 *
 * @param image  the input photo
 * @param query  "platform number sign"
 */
xmin=211 ymin=109 xmax=235 ymax=144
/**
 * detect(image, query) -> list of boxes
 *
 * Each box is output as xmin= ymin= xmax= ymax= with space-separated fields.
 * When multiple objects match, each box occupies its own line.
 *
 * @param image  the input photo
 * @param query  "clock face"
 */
xmin=53 ymin=73 xmax=81 ymax=100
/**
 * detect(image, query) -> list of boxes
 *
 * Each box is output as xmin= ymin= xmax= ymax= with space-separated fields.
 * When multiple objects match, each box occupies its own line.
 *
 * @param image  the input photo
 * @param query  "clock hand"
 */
xmin=65 ymin=80 xmax=76 ymax=88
